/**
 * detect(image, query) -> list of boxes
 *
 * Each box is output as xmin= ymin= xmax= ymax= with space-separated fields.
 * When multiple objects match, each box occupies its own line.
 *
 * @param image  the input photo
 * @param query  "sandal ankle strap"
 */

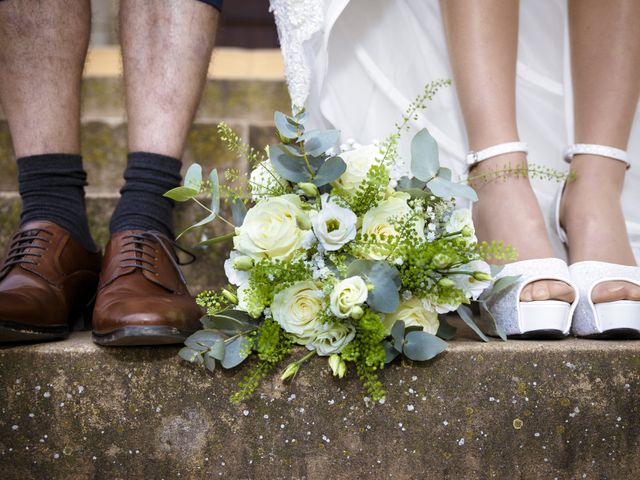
xmin=564 ymin=144 xmax=630 ymax=169
xmin=466 ymin=141 xmax=528 ymax=168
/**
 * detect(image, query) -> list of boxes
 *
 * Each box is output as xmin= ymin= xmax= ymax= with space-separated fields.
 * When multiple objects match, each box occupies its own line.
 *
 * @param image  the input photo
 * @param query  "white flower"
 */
xmin=361 ymin=192 xmax=425 ymax=260
xmin=223 ymin=251 xmax=250 ymax=287
xmin=382 ymin=298 xmax=439 ymax=334
xmin=309 ymin=322 xmax=356 ymax=356
xmin=249 ymin=160 xmax=288 ymax=201
xmin=271 ymin=281 xmax=324 ymax=344
xmin=332 ymin=144 xmax=383 ymax=195
xmin=329 ymin=276 xmax=368 ymax=318
xmin=451 ymin=260 xmax=492 ymax=300
xmin=233 ymin=194 xmax=310 ymax=261
xmin=445 ymin=209 xmax=477 ymax=243
xmin=311 ymin=202 xmax=357 ymax=251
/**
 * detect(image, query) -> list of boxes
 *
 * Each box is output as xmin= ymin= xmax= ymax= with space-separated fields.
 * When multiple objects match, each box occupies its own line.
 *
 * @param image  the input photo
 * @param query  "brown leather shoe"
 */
xmin=0 ymin=221 xmax=102 ymax=342
xmin=92 ymin=230 xmax=202 ymax=346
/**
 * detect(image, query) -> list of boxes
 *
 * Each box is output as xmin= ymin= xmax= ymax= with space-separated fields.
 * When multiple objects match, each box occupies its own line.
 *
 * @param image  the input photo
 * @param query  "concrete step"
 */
xmin=0 ymin=330 xmax=638 ymax=479
xmin=0 ymin=193 xmax=232 ymax=293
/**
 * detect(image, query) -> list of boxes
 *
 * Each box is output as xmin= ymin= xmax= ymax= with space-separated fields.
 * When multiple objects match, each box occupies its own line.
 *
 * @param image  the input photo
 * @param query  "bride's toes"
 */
xmin=591 ymin=281 xmax=640 ymax=303
xmin=519 ymin=280 xmax=575 ymax=302
xmin=547 ymin=280 xmax=576 ymax=303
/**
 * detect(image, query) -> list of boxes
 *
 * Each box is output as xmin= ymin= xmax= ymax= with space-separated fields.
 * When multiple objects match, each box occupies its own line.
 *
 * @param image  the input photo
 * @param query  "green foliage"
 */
xmin=196 ymin=289 xmax=233 ymax=316
xmin=218 ymin=122 xmax=265 ymax=167
xmin=466 ymin=163 xmax=574 ymax=187
xmin=342 ymin=310 xmax=388 ymax=401
xmin=230 ymin=319 xmax=293 ymax=404
xmin=245 ymin=258 xmax=313 ymax=310
xmin=338 ymin=164 xmax=389 ymax=216
xmin=477 ymin=240 xmax=519 ymax=263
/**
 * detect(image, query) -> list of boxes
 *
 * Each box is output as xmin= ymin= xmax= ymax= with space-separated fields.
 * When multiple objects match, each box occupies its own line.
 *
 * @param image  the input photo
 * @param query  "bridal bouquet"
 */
xmin=168 ymin=81 xmax=510 ymax=402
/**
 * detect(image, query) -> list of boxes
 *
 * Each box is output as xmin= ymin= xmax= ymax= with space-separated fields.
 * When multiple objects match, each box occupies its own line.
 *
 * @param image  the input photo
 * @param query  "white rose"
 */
xmin=382 ymin=297 xmax=440 ymax=334
xmin=311 ymin=202 xmax=357 ymax=251
xmin=361 ymin=192 xmax=425 ymax=260
xmin=233 ymin=194 xmax=309 ymax=261
xmin=309 ymin=322 xmax=356 ymax=356
xmin=445 ymin=208 xmax=477 ymax=243
xmin=451 ymin=259 xmax=492 ymax=300
xmin=249 ymin=160 xmax=289 ymax=201
xmin=223 ymin=250 xmax=250 ymax=287
xmin=331 ymin=144 xmax=382 ymax=195
xmin=271 ymin=281 xmax=324 ymax=344
xmin=329 ymin=276 xmax=368 ymax=318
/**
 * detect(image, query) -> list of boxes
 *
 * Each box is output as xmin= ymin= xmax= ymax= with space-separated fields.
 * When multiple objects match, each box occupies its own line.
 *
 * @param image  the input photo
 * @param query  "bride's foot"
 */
xmin=560 ymin=154 xmax=640 ymax=304
xmin=470 ymin=151 xmax=575 ymax=303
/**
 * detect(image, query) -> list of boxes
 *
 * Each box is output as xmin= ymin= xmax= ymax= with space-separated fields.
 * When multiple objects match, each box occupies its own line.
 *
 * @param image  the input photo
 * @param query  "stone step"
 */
xmin=0 ymin=121 xmax=277 ymax=192
xmin=0 ymin=193 xmax=232 ymax=293
xmin=0 ymin=330 xmax=638 ymax=479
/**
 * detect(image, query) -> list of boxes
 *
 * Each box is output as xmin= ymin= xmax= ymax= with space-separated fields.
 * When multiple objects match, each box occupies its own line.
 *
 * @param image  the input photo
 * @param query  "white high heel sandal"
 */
xmin=556 ymin=144 xmax=640 ymax=338
xmin=468 ymin=141 xmax=579 ymax=338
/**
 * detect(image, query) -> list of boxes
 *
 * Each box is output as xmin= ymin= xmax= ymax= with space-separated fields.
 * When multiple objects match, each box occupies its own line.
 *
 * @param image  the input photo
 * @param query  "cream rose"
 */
xmin=271 ymin=281 xmax=324 ymax=344
xmin=331 ymin=144 xmax=382 ymax=195
xmin=445 ymin=208 xmax=477 ymax=243
xmin=309 ymin=322 xmax=356 ymax=356
xmin=329 ymin=276 xmax=368 ymax=318
xmin=311 ymin=202 xmax=357 ymax=251
xmin=233 ymin=194 xmax=309 ymax=261
xmin=361 ymin=192 xmax=424 ymax=259
xmin=450 ymin=259 xmax=492 ymax=300
xmin=383 ymin=297 xmax=440 ymax=334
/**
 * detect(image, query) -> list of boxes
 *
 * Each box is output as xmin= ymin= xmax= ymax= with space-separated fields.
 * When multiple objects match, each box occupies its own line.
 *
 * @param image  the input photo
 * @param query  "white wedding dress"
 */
xmin=269 ymin=0 xmax=640 ymax=261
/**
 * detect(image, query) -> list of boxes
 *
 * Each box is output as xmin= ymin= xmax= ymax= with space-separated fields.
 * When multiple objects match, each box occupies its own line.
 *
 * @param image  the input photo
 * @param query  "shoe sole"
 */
xmin=507 ymin=329 xmax=568 ymax=340
xmin=92 ymin=326 xmax=194 ymax=346
xmin=582 ymin=328 xmax=640 ymax=340
xmin=0 ymin=320 xmax=69 ymax=343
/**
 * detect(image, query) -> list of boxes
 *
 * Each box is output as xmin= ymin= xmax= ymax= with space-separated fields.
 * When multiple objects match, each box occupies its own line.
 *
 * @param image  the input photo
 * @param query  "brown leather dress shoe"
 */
xmin=92 ymin=230 xmax=202 ymax=346
xmin=0 ymin=221 xmax=102 ymax=342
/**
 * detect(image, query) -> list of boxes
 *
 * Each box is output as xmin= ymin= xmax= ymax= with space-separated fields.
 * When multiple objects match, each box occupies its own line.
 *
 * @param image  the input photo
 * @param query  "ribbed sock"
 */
xmin=109 ymin=152 xmax=182 ymax=238
xmin=17 ymin=154 xmax=96 ymax=251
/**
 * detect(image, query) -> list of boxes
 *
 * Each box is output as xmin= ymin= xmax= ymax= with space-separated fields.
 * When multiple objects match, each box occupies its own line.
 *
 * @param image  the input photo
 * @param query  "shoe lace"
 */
xmin=119 ymin=232 xmax=196 ymax=284
xmin=1 ymin=227 xmax=54 ymax=272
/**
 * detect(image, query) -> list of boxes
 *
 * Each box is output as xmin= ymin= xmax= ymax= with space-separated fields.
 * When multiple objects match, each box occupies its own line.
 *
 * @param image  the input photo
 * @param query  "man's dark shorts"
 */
xmin=0 ymin=0 xmax=223 ymax=11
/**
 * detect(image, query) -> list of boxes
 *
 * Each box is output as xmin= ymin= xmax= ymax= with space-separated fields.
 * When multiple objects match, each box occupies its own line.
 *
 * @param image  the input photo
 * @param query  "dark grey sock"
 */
xmin=109 ymin=152 xmax=182 ymax=238
xmin=17 ymin=154 xmax=96 ymax=251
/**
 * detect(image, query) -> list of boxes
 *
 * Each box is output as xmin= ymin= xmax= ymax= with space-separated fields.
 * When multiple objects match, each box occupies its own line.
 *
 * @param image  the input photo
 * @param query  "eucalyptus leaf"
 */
xmin=203 ymin=355 xmax=217 ymax=372
xmin=411 ymin=128 xmax=439 ymax=182
xmin=479 ymin=302 xmax=507 ymax=341
xmin=269 ymin=144 xmax=312 ymax=183
xmin=383 ymin=340 xmax=400 ymax=364
xmin=221 ymin=335 xmax=251 ymax=369
xmin=230 ymin=197 xmax=247 ymax=226
xmin=200 ymin=310 xmax=260 ymax=336
xmin=402 ymin=331 xmax=448 ymax=361
xmin=427 ymin=167 xmax=478 ymax=201
xmin=303 ymin=129 xmax=340 ymax=156
xmin=391 ymin=320 xmax=405 ymax=352
xmin=398 ymin=176 xmax=426 ymax=190
xmin=184 ymin=163 xmax=203 ymax=191
xmin=274 ymin=111 xmax=299 ymax=139
xmin=209 ymin=168 xmax=220 ymax=215
xmin=176 ymin=212 xmax=216 ymax=240
xmin=436 ymin=316 xmax=457 ymax=340
xmin=312 ymin=156 xmax=347 ymax=186
xmin=346 ymin=260 xmax=401 ymax=313
xmin=456 ymin=304 xmax=490 ymax=342
xmin=207 ymin=339 xmax=226 ymax=361
xmin=178 ymin=347 xmax=200 ymax=363
xmin=185 ymin=330 xmax=224 ymax=349
xmin=490 ymin=264 xmax=505 ymax=276
xmin=163 ymin=186 xmax=199 ymax=202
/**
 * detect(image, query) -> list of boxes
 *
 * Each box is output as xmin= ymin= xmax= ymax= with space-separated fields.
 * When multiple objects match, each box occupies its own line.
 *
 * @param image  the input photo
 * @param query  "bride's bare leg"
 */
xmin=439 ymin=0 xmax=574 ymax=302
xmin=562 ymin=0 xmax=640 ymax=303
